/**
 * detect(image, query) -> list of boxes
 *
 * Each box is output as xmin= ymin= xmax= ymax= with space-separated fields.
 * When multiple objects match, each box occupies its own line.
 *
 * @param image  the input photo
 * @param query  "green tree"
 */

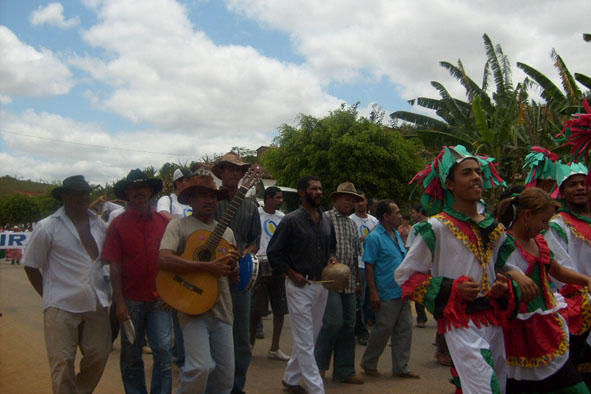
xmin=0 ymin=194 xmax=40 ymax=226
xmin=391 ymin=34 xmax=561 ymax=185
xmin=260 ymin=104 xmax=425 ymax=206
xmin=31 ymin=191 xmax=61 ymax=220
xmin=231 ymin=147 xmax=258 ymax=164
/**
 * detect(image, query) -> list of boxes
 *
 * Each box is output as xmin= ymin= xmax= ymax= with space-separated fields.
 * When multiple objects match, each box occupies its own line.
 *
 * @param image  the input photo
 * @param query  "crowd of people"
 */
xmin=17 ymin=142 xmax=591 ymax=394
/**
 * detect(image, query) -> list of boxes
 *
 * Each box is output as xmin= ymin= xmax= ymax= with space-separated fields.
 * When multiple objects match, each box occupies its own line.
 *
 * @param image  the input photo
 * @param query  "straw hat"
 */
xmin=178 ymin=174 xmax=228 ymax=204
xmin=212 ymin=152 xmax=251 ymax=179
xmin=330 ymin=182 xmax=362 ymax=201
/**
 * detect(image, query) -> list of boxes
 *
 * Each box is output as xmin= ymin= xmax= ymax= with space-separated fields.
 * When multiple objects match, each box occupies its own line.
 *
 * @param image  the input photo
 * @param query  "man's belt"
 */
xmin=303 ymin=273 xmax=323 ymax=282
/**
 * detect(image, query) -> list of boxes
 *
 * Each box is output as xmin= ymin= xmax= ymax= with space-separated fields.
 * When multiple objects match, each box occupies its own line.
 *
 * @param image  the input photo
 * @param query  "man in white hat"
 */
xmin=315 ymin=182 xmax=364 ymax=384
xmin=156 ymin=167 xmax=193 ymax=367
xmin=24 ymin=175 xmax=111 ymax=394
xmin=157 ymin=168 xmax=193 ymax=220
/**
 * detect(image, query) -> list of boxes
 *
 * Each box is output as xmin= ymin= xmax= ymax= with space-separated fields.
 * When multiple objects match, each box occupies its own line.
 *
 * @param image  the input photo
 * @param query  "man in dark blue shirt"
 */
xmin=268 ymin=175 xmax=336 ymax=394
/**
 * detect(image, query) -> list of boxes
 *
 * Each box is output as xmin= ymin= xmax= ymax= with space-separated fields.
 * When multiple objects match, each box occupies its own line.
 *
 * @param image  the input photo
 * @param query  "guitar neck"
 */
xmin=204 ymin=185 xmax=249 ymax=253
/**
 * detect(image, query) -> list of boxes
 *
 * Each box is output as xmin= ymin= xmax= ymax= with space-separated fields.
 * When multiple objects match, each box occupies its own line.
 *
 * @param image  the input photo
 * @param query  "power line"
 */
xmin=0 ymin=128 xmax=198 ymax=157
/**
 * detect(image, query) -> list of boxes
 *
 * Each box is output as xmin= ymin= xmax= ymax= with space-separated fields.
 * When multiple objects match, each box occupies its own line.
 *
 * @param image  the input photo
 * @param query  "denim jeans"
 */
xmin=171 ymin=310 xmax=185 ymax=366
xmin=120 ymin=299 xmax=172 ymax=394
xmin=356 ymin=268 xmax=369 ymax=339
xmin=177 ymin=313 xmax=234 ymax=394
xmin=314 ymin=291 xmax=357 ymax=380
xmin=231 ymin=286 xmax=252 ymax=393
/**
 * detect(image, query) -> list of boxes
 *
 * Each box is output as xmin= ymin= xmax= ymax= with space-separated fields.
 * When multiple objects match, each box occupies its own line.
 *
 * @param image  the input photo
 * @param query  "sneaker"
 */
xmin=268 ymin=349 xmax=290 ymax=361
xmin=416 ymin=321 xmax=426 ymax=328
xmin=256 ymin=330 xmax=264 ymax=339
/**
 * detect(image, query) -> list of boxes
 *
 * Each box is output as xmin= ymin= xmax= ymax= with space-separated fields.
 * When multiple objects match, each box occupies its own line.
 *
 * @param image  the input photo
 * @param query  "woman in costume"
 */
xmin=497 ymin=187 xmax=591 ymax=393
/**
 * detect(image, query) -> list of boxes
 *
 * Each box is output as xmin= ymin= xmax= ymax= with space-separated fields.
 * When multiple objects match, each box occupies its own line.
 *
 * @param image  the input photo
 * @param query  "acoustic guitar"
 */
xmin=156 ymin=166 xmax=261 ymax=315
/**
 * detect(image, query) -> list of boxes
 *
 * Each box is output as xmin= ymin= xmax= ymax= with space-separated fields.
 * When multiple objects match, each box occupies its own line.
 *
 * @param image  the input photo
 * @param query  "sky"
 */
xmin=0 ymin=0 xmax=589 ymax=185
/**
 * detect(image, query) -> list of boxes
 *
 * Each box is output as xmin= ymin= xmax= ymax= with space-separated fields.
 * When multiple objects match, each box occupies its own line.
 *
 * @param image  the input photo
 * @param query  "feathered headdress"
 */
xmin=409 ymin=145 xmax=506 ymax=216
xmin=555 ymin=99 xmax=591 ymax=189
xmin=523 ymin=146 xmax=562 ymax=188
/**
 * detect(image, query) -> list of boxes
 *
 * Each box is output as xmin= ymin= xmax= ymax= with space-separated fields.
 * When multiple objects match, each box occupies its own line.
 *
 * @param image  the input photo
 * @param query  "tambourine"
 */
xmin=237 ymin=253 xmax=260 ymax=292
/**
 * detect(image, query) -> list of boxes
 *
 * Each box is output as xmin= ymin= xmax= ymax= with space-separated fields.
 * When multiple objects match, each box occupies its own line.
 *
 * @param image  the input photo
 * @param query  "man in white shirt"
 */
xmin=250 ymin=186 xmax=290 ymax=361
xmin=24 ymin=175 xmax=111 ymax=394
xmin=349 ymin=191 xmax=378 ymax=345
xmin=157 ymin=168 xmax=193 ymax=220
xmin=156 ymin=167 xmax=193 ymax=367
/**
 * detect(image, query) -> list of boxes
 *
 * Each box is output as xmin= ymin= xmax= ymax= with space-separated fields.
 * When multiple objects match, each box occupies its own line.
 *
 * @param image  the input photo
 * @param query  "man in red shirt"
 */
xmin=102 ymin=169 xmax=173 ymax=394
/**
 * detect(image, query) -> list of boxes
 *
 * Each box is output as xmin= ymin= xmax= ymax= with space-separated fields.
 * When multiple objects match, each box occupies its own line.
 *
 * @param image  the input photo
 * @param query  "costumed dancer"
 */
xmin=545 ymin=163 xmax=591 ymax=380
xmin=547 ymin=100 xmax=591 ymax=385
xmin=497 ymin=188 xmax=590 ymax=393
xmin=394 ymin=145 xmax=520 ymax=394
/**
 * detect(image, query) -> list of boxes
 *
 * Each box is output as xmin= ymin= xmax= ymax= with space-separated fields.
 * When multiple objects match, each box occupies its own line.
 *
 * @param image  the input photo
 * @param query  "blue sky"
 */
xmin=0 ymin=0 xmax=588 ymax=184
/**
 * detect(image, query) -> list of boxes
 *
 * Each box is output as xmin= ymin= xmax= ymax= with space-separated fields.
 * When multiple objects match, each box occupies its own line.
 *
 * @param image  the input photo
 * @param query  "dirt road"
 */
xmin=0 ymin=261 xmax=453 ymax=393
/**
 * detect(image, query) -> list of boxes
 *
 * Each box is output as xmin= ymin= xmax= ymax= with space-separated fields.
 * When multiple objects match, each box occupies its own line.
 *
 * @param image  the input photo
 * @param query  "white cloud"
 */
xmin=225 ymin=0 xmax=591 ymax=101
xmin=0 ymin=26 xmax=74 ymax=98
xmin=69 ymin=0 xmax=341 ymax=135
xmin=30 ymin=3 xmax=80 ymax=29
xmin=0 ymin=109 xmax=272 ymax=184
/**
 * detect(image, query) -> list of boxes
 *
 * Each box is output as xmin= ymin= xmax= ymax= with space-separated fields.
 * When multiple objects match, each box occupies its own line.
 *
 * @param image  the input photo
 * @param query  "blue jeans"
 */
xmin=120 ymin=299 xmax=172 ymax=394
xmin=172 ymin=310 xmax=185 ymax=366
xmin=231 ymin=286 xmax=252 ymax=393
xmin=314 ymin=291 xmax=357 ymax=380
xmin=178 ymin=313 xmax=234 ymax=394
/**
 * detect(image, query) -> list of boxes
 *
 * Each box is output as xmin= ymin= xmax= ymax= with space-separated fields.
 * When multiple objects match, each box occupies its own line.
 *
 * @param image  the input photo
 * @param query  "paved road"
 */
xmin=0 ymin=261 xmax=453 ymax=393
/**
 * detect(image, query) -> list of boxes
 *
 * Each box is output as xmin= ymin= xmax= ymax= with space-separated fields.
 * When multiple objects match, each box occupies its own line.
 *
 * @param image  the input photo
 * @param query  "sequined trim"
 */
xmin=434 ymin=213 xmax=504 ymax=295
xmin=506 ymin=314 xmax=569 ymax=367
xmin=411 ymin=279 xmax=431 ymax=304
xmin=560 ymin=212 xmax=591 ymax=247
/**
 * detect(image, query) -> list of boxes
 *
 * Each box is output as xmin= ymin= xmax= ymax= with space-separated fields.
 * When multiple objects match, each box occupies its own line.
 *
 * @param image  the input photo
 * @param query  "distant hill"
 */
xmin=0 ymin=175 xmax=54 ymax=196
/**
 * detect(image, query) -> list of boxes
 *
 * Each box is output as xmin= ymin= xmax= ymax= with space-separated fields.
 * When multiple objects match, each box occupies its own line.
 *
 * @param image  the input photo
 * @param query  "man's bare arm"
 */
xmin=24 ymin=266 xmax=43 ymax=297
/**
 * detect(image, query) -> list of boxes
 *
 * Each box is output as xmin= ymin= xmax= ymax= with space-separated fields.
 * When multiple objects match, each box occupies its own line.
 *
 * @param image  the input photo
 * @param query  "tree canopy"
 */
xmin=260 ymin=104 xmax=425 ymax=207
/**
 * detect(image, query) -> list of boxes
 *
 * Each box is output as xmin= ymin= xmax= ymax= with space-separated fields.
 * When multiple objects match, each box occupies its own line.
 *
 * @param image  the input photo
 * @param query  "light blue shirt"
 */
xmin=362 ymin=223 xmax=407 ymax=300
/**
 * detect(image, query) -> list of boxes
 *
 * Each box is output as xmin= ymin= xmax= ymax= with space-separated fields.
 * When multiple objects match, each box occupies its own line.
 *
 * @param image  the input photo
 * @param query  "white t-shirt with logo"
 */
xmin=349 ymin=213 xmax=379 ymax=268
xmin=156 ymin=193 xmax=192 ymax=218
xmin=257 ymin=207 xmax=285 ymax=258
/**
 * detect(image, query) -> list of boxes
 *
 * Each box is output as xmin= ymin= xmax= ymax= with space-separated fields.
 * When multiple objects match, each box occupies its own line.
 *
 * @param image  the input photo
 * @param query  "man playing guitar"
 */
xmin=159 ymin=175 xmax=240 ymax=394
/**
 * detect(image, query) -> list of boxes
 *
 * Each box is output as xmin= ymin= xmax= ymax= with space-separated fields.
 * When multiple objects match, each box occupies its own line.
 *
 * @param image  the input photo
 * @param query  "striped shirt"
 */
xmin=215 ymin=197 xmax=261 ymax=253
xmin=326 ymin=208 xmax=360 ymax=294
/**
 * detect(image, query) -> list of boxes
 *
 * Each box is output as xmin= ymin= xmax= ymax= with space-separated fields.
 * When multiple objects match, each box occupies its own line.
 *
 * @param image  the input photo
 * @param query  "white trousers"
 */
xmin=444 ymin=320 xmax=506 ymax=394
xmin=283 ymin=278 xmax=328 ymax=394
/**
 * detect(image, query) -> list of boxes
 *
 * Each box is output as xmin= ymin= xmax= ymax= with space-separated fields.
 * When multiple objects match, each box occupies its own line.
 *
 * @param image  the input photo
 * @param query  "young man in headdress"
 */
xmin=394 ymin=145 xmax=520 ymax=394
xmin=545 ymin=163 xmax=591 ymax=383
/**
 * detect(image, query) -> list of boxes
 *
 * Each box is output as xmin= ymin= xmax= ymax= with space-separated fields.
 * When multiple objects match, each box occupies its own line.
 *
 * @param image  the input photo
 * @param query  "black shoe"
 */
xmin=282 ymin=380 xmax=306 ymax=394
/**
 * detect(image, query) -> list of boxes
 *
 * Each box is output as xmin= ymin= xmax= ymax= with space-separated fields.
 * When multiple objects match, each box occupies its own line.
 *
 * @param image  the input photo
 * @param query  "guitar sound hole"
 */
xmin=197 ymin=249 xmax=212 ymax=262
